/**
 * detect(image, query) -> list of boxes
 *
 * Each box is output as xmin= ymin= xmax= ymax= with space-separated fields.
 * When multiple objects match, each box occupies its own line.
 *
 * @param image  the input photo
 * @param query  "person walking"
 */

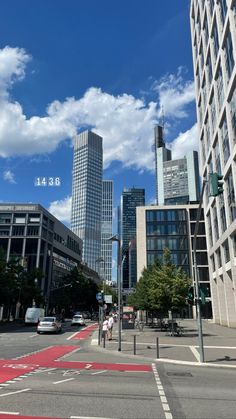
xmin=107 ymin=313 xmax=114 ymax=340
xmin=102 ymin=317 xmax=109 ymax=340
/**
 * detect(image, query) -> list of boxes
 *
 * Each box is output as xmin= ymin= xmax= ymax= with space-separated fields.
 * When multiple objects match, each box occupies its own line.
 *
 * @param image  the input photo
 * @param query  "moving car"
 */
xmin=71 ymin=314 xmax=85 ymax=326
xmin=37 ymin=316 xmax=62 ymax=334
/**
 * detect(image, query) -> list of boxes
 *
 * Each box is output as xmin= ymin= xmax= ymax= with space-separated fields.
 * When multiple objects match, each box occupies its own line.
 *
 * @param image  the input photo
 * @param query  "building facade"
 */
xmin=190 ymin=0 xmax=236 ymax=326
xmin=136 ymin=205 xmax=211 ymax=318
xmin=71 ymin=130 xmax=103 ymax=271
xmin=0 ymin=204 xmax=83 ymax=301
xmin=154 ymin=125 xmax=200 ymax=205
xmin=121 ymin=188 xmax=145 ymax=289
xmin=101 ymin=180 xmax=113 ymax=285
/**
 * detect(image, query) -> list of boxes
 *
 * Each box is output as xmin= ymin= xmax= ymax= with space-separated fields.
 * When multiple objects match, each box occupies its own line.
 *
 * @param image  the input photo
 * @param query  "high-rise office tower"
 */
xmin=101 ymin=180 xmax=113 ymax=285
xmin=71 ymin=130 xmax=103 ymax=271
xmin=121 ymin=188 xmax=145 ymax=288
xmin=154 ymin=125 xmax=200 ymax=205
xmin=190 ymin=0 xmax=236 ymax=327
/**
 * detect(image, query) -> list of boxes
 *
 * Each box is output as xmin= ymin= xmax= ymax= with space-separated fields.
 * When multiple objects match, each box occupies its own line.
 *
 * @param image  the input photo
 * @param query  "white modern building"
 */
xmin=101 ymin=180 xmax=113 ymax=285
xmin=154 ymin=125 xmax=200 ymax=205
xmin=190 ymin=0 xmax=236 ymax=326
xmin=71 ymin=130 xmax=103 ymax=271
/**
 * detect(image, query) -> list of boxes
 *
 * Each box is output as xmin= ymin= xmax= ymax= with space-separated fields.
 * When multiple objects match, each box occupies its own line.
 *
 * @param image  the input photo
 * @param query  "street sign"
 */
xmin=104 ymin=295 xmax=112 ymax=304
xmin=96 ymin=292 xmax=103 ymax=301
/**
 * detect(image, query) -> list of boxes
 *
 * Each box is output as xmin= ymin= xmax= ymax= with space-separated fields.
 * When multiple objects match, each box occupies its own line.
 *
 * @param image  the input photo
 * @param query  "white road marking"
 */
xmin=91 ymin=370 xmax=107 ymax=375
xmin=0 ymin=388 xmax=30 ymax=397
xmin=152 ymin=363 xmax=173 ymax=419
xmin=29 ymin=334 xmax=37 ymax=338
xmin=190 ymin=346 xmax=200 ymax=362
xmin=0 ymin=384 xmax=10 ymax=386
xmin=85 ymin=364 xmax=92 ymax=369
xmin=67 ymin=331 xmax=79 ymax=340
xmin=35 ymin=367 xmax=57 ymax=374
xmin=53 ymin=378 xmax=75 ymax=385
xmin=70 ymin=417 xmax=114 ymax=419
xmin=60 ymin=348 xmax=80 ymax=359
xmin=0 ymin=412 xmax=19 ymax=415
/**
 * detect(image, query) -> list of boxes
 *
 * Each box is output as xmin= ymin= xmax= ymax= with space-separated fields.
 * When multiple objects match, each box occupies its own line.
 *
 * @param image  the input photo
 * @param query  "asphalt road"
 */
xmin=0 ymin=321 xmax=236 ymax=419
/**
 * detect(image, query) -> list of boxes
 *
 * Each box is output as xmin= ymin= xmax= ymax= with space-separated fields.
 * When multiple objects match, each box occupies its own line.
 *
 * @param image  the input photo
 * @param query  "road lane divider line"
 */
xmin=0 ymin=388 xmax=30 ymax=397
xmin=70 ymin=416 xmax=115 ymax=419
xmin=53 ymin=377 xmax=75 ymax=384
xmin=190 ymin=346 xmax=200 ymax=362
xmin=152 ymin=363 xmax=173 ymax=419
xmin=0 ymin=412 xmax=19 ymax=415
xmin=91 ymin=370 xmax=107 ymax=375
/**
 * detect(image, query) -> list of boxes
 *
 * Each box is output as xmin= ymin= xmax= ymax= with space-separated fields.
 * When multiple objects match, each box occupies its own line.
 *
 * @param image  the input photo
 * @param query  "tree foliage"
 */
xmin=128 ymin=248 xmax=191 ymax=316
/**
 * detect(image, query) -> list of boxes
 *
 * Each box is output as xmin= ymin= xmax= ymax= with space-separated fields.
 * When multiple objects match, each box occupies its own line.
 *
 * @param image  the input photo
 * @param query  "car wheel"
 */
xmin=37 ymin=331 xmax=41 ymax=334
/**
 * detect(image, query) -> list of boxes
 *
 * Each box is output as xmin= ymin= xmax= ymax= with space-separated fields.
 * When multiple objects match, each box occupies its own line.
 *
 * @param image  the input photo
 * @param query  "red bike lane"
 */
xmin=0 ymin=323 xmax=152 ymax=383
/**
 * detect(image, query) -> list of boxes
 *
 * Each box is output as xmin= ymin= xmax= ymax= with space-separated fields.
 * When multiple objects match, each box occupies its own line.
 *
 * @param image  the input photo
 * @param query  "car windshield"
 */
xmin=73 ymin=315 xmax=82 ymax=318
xmin=42 ymin=317 xmax=56 ymax=322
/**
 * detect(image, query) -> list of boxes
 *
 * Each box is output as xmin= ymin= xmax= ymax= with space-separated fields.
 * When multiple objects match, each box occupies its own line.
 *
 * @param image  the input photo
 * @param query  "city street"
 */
xmin=0 ymin=321 xmax=236 ymax=419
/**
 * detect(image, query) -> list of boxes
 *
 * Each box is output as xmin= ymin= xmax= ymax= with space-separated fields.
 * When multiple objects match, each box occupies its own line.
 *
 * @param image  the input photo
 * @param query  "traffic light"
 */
xmin=186 ymin=286 xmax=194 ymax=305
xmin=199 ymin=286 xmax=210 ymax=305
xmin=209 ymin=172 xmax=224 ymax=196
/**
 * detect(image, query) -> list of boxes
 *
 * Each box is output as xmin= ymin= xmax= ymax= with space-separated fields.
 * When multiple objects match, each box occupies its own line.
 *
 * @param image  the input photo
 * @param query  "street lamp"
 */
xmin=107 ymin=235 xmax=122 ymax=352
xmin=95 ymin=257 xmax=105 ymax=345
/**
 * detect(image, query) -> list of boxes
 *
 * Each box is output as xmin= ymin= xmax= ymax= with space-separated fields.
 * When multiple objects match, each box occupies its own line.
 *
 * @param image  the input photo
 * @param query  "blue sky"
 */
xmin=0 ymin=0 xmax=198 ymax=226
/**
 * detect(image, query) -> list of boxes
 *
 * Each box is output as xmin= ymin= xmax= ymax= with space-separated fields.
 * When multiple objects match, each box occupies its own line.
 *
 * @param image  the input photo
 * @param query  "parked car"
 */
xmin=71 ymin=314 xmax=85 ymax=326
xmin=37 ymin=317 xmax=62 ymax=334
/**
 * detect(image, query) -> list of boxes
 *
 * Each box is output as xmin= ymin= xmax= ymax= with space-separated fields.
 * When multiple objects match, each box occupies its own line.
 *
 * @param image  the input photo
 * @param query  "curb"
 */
xmin=90 ymin=334 xmax=236 ymax=370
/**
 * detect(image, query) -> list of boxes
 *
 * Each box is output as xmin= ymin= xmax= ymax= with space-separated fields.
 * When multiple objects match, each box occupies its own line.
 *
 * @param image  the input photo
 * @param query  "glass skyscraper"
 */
xmin=101 ymin=180 xmax=113 ymax=285
xmin=121 ymin=188 xmax=145 ymax=288
xmin=71 ymin=130 xmax=103 ymax=271
xmin=190 ymin=0 xmax=236 ymax=327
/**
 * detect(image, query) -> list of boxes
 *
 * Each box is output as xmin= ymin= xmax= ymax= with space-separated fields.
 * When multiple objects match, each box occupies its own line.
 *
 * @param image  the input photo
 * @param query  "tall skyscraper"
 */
xmin=71 ymin=130 xmax=103 ymax=271
xmin=190 ymin=0 xmax=236 ymax=327
xmin=101 ymin=180 xmax=113 ymax=285
xmin=121 ymin=188 xmax=145 ymax=288
xmin=154 ymin=125 xmax=200 ymax=205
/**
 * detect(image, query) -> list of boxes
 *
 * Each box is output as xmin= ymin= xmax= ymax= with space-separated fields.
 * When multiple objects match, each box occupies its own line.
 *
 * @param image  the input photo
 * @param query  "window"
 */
xmin=226 ymin=169 xmax=236 ymax=222
xmin=203 ymin=15 xmax=209 ymax=48
xmin=212 ymin=20 xmax=219 ymax=62
xmin=216 ymin=65 xmax=224 ymax=108
xmin=14 ymin=214 xmax=26 ymax=224
xmin=27 ymin=226 xmax=39 ymax=236
xmin=213 ymin=206 xmax=219 ymax=241
xmin=207 ymin=213 xmax=213 ymax=247
xmin=223 ymin=239 xmax=230 ymax=263
xmin=218 ymin=0 xmax=227 ymax=26
xmin=214 ymin=139 xmax=222 ymax=174
xmin=216 ymin=247 xmax=222 ymax=267
xmin=210 ymin=93 xmax=216 ymax=133
xmin=230 ymin=86 xmax=236 ymax=141
xmin=220 ymin=201 xmax=227 ymax=233
xmin=211 ymin=254 xmax=216 ymax=272
xmin=221 ymin=116 xmax=230 ymax=165
xmin=224 ymin=30 xmax=235 ymax=81
xmin=0 ymin=214 xmax=11 ymax=224
xmin=0 ymin=226 xmax=10 ymax=236
xmin=12 ymin=226 xmax=25 ymax=236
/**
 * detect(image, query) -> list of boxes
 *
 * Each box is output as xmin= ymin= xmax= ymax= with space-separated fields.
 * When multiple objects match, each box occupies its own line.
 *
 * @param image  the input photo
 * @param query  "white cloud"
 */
xmin=152 ymin=67 xmax=195 ymax=119
xmin=3 ymin=169 xmax=16 ymax=184
xmin=48 ymin=196 xmax=71 ymax=225
xmin=170 ymin=123 xmax=199 ymax=159
xmin=0 ymin=47 xmax=198 ymax=172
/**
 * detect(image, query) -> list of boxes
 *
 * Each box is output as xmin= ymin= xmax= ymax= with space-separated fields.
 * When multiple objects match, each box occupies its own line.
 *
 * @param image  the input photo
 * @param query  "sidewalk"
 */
xmin=91 ymin=319 xmax=236 ymax=368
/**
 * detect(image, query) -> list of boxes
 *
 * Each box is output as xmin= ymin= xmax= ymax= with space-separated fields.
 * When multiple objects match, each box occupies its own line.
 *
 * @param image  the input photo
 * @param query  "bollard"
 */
xmin=133 ymin=335 xmax=136 ymax=355
xmin=103 ymin=333 xmax=106 ymax=348
xmin=156 ymin=337 xmax=159 ymax=359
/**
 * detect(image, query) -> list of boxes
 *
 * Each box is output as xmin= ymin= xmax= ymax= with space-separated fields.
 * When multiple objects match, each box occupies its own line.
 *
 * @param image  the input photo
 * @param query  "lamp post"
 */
xmin=107 ymin=235 xmax=122 ymax=351
xmin=95 ymin=257 xmax=105 ymax=345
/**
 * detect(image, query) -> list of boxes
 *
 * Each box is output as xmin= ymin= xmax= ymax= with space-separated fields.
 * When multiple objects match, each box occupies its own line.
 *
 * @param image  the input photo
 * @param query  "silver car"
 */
xmin=37 ymin=316 xmax=62 ymax=334
xmin=71 ymin=314 xmax=85 ymax=326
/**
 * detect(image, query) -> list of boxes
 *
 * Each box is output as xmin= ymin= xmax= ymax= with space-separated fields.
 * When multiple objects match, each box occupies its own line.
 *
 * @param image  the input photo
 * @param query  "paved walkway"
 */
xmin=91 ymin=319 xmax=236 ymax=368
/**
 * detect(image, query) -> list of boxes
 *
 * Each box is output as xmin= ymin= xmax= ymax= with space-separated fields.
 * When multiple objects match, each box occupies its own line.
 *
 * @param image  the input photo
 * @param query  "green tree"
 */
xmin=129 ymin=249 xmax=190 ymax=317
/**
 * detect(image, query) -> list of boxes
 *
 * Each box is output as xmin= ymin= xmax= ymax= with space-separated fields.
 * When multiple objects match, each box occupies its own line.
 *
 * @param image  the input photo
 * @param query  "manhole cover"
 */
xmin=167 ymin=372 xmax=193 ymax=377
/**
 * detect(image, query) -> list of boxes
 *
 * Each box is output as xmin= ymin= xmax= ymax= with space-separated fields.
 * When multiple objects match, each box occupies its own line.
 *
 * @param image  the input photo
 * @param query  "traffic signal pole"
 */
xmin=193 ymin=179 xmax=207 ymax=363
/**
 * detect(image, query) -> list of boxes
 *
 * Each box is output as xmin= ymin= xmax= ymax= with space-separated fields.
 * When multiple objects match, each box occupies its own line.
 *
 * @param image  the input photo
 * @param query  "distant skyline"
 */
xmin=0 ymin=0 xmax=197 ymax=225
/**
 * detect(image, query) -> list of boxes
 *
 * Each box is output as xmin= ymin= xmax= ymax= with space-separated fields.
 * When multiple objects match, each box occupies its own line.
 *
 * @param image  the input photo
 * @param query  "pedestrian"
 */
xmin=107 ymin=313 xmax=114 ymax=340
xmin=102 ymin=317 xmax=109 ymax=340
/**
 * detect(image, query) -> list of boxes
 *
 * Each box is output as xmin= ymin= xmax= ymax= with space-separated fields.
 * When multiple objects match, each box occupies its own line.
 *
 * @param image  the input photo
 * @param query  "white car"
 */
xmin=71 ymin=314 xmax=85 ymax=326
xmin=37 ymin=317 xmax=62 ymax=334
